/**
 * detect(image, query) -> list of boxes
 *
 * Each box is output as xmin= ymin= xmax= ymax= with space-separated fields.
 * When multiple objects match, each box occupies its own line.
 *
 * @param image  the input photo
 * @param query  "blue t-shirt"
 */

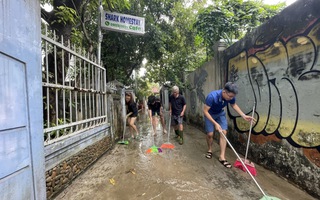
xmin=205 ymin=89 xmax=236 ymax=115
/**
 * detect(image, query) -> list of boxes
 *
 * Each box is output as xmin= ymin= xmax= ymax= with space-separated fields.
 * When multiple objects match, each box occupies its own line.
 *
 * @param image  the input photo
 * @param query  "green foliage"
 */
xmin=135 ymin=77 xmax=149 ymax=101
xmin=101 ymin=0 xmax=193 ymax=88
xmin=41 ymin=0 xmax=284 ymax=100
xmin=41 ymin=0 xmax=131 ymax=50
xmin=142 ymin=0 xmax=207 ymax=89
xmin=194 ymin=0 xmax=285 ymax=59
xmin=52 ymin=5 xmax=78 ymax=25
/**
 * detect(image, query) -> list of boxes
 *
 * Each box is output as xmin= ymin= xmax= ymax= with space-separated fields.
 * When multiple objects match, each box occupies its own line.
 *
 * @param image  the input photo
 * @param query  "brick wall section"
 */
xmin=45 ymin=136 xmax=113 ymax=199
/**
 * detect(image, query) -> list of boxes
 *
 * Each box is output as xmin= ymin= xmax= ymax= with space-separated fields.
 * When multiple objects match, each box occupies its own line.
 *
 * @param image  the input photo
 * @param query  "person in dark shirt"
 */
xmin=169 ymin=86 xmax=186 ymax=145
xmin=125 ymin=92 xmax=140 ymax=139
xmin=147 ymin=95 xmax=167 ymax=135
xmin=203 ymin=82 xmax=255 ymax=168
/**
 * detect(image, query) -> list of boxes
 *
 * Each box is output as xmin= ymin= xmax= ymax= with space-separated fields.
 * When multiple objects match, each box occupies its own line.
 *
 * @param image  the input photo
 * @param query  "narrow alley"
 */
xmin=54 ymin=113 xmax=315 ymax=200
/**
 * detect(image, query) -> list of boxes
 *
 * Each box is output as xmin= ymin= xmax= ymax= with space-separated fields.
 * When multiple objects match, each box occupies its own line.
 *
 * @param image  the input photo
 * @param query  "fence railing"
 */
xmin=41 ymin=23 xmax=107 ymax=144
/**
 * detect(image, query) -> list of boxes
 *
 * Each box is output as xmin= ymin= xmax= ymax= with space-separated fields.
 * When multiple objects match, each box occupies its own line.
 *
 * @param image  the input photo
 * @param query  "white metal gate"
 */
xmin=0 ymin=0 xmax=46 ymax=199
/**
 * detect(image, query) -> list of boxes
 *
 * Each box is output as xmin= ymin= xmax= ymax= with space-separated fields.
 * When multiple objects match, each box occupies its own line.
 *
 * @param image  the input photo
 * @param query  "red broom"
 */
xmin=234 ymin=103 xmax=257 ymax=176
xmin=160 ymin=111 xmax=175 ymax=149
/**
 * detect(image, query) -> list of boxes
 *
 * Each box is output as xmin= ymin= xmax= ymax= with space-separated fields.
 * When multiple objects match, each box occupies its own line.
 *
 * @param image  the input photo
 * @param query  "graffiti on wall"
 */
xmin=227 ymin=19 xmax=320 ymax=150
xmin=190 ymin=69 xmax=208 ymax=113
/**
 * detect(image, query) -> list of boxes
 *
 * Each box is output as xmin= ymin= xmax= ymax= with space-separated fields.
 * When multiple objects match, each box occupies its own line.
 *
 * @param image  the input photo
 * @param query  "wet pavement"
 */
xmin=54 ymin=112 xmax=316 ymax=200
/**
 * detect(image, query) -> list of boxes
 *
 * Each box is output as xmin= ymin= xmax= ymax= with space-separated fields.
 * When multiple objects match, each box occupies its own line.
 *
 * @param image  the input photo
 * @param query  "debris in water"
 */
xmin=109 ymin=178 xmax=115 ymax=185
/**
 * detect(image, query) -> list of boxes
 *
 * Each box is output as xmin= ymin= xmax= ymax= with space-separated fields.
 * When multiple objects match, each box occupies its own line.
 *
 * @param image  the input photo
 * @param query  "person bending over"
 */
xmin=125 ymin=92 xmax=140 ymax=139
xmin=203 ymin=82 xmax=255 ymax=168
xmin=147 ymin=95 xmax=167 ymax=135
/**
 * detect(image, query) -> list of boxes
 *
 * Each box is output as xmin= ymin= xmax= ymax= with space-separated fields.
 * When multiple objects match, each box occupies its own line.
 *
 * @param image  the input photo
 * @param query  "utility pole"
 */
xmin=97 ymin=0 xmax=103 ymax=65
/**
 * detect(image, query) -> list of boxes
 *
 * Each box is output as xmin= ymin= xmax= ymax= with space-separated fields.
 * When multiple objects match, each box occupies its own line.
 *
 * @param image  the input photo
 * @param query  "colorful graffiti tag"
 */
xmin=227 ymin=19 xmax=320 ymax=149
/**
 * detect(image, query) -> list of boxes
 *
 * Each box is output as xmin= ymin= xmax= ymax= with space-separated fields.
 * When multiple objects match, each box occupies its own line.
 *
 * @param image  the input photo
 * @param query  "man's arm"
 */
xmin=180 ymin=104 xmax=186 ymax=116
xmin=180 ymin=96 xmax=187 ymax=116
xmin=231 ymin=103 xmax=255 ymax=122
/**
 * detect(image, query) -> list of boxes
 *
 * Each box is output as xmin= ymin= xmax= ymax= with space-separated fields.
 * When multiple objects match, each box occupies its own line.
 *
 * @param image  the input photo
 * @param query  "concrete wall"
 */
xmin=186 ymin=0 xmax=320 ymax=198
xmin=186 ymin=60 xmax=214 ymax=128
xmin=186 ymin=43 xmax=227 ymax=128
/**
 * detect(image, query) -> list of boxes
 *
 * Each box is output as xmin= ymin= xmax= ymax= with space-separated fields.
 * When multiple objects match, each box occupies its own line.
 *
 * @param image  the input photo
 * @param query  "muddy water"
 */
xmin=54 ymin=112 xmax=315 ymax=200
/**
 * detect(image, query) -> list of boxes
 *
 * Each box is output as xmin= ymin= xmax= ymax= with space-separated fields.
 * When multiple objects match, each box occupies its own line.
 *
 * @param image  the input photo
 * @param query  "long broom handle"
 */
xmin=149 ymin=115 xmax=155 ymax=146
xmin=219 ymin=130 xmax=267 ymax=196
xmin=167 ymin=111 xmax=171 ymax=142
xmin=245 ymin=103 xmax=256 ymax=161
xmin=126 ymin=112 xmax=133 ymax=118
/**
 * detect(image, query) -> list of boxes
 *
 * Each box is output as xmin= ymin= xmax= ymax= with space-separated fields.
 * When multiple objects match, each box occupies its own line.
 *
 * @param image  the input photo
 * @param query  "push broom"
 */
xmin=234 ymin=103 xmax=257 ymax=176
xmin=219 ymin=130 xmax=280 ymax=200
xmin=118 ymin=112 xmax=132 ymax=145
xmin=146 ymin=116 xmax=162 ymax=153
xmin=160 ymin=111 xmax=175 ymax=149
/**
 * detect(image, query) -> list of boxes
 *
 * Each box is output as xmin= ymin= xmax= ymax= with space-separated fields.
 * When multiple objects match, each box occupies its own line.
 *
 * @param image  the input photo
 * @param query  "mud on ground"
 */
xmin=55 ymin=113 xmax=315 ymax=200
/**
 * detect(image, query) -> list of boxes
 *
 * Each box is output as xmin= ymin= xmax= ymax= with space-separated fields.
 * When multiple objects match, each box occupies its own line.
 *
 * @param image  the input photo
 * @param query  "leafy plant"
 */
xmin=194 ymin=0 xmax=285 ymax=59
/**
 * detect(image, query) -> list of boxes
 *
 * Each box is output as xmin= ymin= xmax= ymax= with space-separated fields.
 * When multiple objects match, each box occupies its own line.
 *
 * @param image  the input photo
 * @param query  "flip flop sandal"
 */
xmin=219 ymin=160 xmax=232 ymax=168
xmin=205 ymin=152 xmax=213 ymax=159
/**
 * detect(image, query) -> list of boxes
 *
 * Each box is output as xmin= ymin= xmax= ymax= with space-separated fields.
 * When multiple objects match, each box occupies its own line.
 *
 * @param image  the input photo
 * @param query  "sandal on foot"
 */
xmin=219 ymin=159 xmax=232 ymax=168
xmin=205 ymin=152 xmax=213 ymax=159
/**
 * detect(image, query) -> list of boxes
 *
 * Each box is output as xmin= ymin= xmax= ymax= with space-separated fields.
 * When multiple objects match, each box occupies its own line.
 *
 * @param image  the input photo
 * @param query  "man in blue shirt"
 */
xmin=203 ymin=82 xmax=254 ymax=168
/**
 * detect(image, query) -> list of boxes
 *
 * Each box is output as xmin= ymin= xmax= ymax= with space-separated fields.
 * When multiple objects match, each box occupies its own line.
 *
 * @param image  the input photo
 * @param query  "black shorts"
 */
xmin=152 ymin=110 xmax=160 ymax=116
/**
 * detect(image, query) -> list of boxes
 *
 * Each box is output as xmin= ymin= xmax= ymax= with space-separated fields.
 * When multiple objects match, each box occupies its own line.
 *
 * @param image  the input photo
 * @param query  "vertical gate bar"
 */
xmin=99 ymin=69 xmax=102 ymax=121
xmin=91 ymin=57 xmax=95 ymax=125
xmin=54 ymin=30 xmax=59 ymax=138
xmin=84 ymin=59 xmax=88 ymax=128
xmin=79 ymin=49 xmax=83 ymax=130
xmin=95 ymin=67 xmax=98 ymax=123
xmin=74 ymin=53 xmax=78 ymax=131
xmin=99 ymin=69 xmax=102 ymax=119
xmin=98 ymin=68 xmax=101 ymax=121
xmin=69 ymin=40 xmax=73 ymax=132
xmin=104 ymin=67 xmax=107 ymax=124
xmin=100 ymin=69 xmax=102 ymax=118
xmin=88 ymin=55 xmax=92 ymax=126
xmin=45 ymin=25 xmax=50 ymax=141
xmin=61 ymin=35 xmax=66 ymax=136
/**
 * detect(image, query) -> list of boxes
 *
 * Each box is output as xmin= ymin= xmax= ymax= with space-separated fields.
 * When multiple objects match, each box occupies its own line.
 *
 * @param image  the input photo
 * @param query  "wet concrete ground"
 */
xmin=54 ymin=112 xmax=316 ymax=200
